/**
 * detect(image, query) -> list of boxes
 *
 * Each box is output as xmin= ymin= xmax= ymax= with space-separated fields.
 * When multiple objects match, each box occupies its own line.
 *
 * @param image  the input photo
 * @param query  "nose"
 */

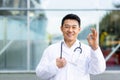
xmin=68 ymin=27 xmax=73 ymax=32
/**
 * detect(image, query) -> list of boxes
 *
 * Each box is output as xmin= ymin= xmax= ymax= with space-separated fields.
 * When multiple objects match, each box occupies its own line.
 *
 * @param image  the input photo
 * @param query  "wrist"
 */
xmin=91 ymin=45 xmax=98 ymax=50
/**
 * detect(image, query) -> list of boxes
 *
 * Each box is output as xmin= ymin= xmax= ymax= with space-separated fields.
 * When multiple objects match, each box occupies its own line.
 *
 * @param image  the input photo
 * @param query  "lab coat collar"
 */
xmin=61 ymin=39 xmax=80 ymax=48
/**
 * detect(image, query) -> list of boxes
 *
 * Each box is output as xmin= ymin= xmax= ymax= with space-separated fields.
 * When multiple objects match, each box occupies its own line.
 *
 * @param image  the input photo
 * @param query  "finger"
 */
xmin=61 ymin=58 xmax=66 ymax=62
xmin=91 ymin=28 xmax=97 ymax=37
xmin=87 ymin=33 xmax=92 ymax=40
xmin=62 ymin=59 xmax=66 ymax=66
xmin=90 ymin=28 xmax=95 ymax=36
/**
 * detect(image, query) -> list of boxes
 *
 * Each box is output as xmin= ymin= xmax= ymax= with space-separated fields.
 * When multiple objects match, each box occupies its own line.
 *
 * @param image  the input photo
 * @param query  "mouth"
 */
xmin=67 ymin=33 xmax=73 ymax=37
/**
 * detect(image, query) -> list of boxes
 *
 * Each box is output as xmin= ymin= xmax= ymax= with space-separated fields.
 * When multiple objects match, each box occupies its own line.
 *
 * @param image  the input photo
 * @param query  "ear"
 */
xmin=78 ymin=27 xmax=81 ymax=33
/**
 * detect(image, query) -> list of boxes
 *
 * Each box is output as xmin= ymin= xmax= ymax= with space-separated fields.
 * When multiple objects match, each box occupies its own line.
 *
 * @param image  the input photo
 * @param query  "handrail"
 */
xmin=105 ymin=44 xmax=120 ymax=61
xmin=0 ymin=40 xmax=14 ymax=56
xmin=0 ymin=8 xmax=120 ymax=11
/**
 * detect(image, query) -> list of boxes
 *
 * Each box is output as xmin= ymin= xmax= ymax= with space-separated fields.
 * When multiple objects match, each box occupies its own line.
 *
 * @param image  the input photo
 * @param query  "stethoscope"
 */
xmin=60 ymin=41 xmax=82 ymax=59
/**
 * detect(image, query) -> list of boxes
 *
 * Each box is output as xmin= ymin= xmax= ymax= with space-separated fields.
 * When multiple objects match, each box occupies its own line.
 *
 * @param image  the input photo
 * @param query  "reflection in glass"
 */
xmin=0 ymin=0 xmax=27 ymax=8
xmin=0 ymin=8 xmax=48 ymax=70
xmin=0 ymin=10 xmax=27 ymax=70
xmin=99 ymin=11 xmax=120 ymax=70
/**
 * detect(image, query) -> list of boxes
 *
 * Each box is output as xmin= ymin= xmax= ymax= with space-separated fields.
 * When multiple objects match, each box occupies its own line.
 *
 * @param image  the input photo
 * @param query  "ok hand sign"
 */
xmin=87 ymin=28 xmax=98 ymax=50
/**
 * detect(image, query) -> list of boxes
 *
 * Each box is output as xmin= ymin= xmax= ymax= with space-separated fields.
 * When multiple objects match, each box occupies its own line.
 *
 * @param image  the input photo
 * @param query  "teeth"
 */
xmin=68 ymin=34 xmax=73 ymax=37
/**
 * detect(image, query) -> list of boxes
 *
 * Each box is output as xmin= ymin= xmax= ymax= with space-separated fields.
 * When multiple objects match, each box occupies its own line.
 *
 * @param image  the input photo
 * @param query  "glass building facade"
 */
xmin=0 ymin=0 xmax=48 ymax=70
xmin=0 ymin=0 xmax=120 ymax=71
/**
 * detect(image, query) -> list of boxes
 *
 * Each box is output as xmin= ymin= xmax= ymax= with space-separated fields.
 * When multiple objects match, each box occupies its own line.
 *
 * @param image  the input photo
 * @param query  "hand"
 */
xmin=87 ymin=28 xmax=98 ymax=50
xmin=56 ymin=57 xmax=66 ymax=68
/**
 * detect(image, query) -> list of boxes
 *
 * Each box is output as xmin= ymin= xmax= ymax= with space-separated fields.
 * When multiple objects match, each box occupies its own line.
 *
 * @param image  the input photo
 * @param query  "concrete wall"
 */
xmin=91 ymin=71 xmax=120 ymax=80
xmin=0 ymin=71 xmax=120 ymax=80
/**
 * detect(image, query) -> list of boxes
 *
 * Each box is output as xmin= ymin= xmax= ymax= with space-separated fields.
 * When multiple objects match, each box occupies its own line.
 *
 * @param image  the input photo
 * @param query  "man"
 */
xmin=36 ymin=14 xmax=106 ymax=80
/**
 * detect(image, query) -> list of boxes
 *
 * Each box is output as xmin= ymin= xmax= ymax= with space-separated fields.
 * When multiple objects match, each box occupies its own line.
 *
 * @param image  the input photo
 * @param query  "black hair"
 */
xmin=61 ymin=14 xmax=81 ymax=27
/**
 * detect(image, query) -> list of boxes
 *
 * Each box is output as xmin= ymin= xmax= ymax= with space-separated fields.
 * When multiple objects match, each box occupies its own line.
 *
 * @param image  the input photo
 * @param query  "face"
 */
xmin=61 ymin=19 xmax=81 ymax=42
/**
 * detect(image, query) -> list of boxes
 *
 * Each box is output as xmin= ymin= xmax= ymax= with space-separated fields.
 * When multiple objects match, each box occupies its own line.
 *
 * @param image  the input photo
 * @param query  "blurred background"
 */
xmin=0 ymin=0 xmax=120 ymax=80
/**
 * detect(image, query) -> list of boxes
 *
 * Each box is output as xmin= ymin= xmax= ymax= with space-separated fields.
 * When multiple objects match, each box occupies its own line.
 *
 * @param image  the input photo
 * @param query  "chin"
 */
xmin=64 ymin=37 xmax=75 ymax=41
xmin=66 ymin=39 xmax=75 ymax=42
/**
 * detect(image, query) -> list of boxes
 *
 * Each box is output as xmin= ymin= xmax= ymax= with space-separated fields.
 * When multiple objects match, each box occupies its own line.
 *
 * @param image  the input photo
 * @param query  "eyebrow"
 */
xmin=64 ymin=24 xmax=78 ymax=26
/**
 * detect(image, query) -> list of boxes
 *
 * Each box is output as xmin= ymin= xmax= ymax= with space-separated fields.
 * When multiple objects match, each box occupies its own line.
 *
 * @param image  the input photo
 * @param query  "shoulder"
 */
xmin=42 ymin=41 xmax=61 ymax=57
xmin=81 ymin=42 xmax=90 ymax=49
xmin=80 ymin=42 xmax=92 ymax=54
xmin=45 ymin=41 xmax=61 ymax=51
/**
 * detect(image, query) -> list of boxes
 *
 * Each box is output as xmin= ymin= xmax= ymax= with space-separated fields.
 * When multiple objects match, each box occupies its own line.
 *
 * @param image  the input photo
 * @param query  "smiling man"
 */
xmin=36 ymin=13 xmax=106 ymax=80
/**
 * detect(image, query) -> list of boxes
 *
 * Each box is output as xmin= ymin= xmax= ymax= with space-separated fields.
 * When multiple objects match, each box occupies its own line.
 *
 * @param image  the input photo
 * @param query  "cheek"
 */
xmin=74 ymin=32 xmax=80 ymax=37
xmin=76 ymin=29 xmax=80 ymax=34
xmin=62 ymin=29 xmax=68 ymax=34
xmin=62 ymin=30 xmax=66 ymax=35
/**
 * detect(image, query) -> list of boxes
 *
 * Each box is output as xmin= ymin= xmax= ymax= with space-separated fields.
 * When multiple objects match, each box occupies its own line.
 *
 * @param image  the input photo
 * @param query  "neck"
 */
xmin=64 ymin=39 xmax=76 ymax=48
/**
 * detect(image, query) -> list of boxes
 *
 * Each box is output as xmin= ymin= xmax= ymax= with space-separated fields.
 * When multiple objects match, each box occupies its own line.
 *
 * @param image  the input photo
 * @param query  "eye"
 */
xmin=72 ymin=26 xmax=78 ymax=30
xmin=64 ymin=24 xmax=70 ymax=28
xmin=72 ymin=26 xmax=76 ymax=29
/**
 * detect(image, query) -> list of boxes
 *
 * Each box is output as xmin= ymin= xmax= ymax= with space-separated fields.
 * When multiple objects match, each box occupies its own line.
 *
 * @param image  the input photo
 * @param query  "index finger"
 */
xmin=90 ymin=28 xmax=97 ymax=37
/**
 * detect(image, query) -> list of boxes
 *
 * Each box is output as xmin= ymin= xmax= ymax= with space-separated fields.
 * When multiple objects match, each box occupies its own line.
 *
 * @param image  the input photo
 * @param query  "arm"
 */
xmin=87 ymin=28 xmax=106 ymax=74
xmin=88 ymin=47 xmax=106 ymax=74
xmin=36 ymin=49 xmax=59 ymax=80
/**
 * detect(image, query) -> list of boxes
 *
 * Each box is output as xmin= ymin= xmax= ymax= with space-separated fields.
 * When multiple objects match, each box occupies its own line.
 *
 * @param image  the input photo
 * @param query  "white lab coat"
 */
xmin=36 ymin=40 xmax=106 ymax=80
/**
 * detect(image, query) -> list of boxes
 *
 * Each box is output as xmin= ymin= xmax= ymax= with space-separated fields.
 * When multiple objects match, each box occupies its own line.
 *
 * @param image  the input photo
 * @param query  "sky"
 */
xmin=39 ymin=0 xmax=120 ymax=34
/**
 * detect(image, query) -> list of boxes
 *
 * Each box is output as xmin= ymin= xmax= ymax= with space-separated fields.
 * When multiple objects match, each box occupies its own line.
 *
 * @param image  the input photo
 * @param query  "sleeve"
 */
xmin=88 ymin=47 xmax=106 ymax=75
xmin=36 ymin=48 xmax=59 ymax=80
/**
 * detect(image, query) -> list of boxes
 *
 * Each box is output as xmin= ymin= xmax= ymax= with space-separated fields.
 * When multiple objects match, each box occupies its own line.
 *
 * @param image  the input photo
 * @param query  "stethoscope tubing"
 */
xmin=60 ymin=41 xmax=82 ymax=59
xmin=60 ymin=42 xmax=63 ymax=59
